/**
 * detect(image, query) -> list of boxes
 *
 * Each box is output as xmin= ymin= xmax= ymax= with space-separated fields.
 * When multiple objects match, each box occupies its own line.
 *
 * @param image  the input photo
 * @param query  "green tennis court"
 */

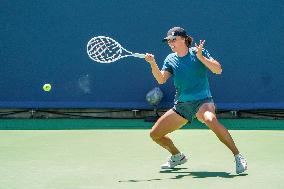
xmin=0 ymin=119 xmax=283 ymax=189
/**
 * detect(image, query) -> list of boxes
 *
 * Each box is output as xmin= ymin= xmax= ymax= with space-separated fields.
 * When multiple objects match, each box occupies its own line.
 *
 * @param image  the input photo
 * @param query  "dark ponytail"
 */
xmin=185 ymin=36 xmax=193 ymax=47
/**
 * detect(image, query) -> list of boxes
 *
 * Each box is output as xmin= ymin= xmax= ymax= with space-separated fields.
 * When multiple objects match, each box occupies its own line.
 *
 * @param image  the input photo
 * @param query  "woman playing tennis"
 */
xmin=145 ymin=27 xmax=247 ymax=174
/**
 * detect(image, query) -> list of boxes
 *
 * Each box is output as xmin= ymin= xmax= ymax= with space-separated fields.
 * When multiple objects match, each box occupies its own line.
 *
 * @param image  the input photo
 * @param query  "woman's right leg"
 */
xmin=150 ymin=109 xmax=188 ymax=155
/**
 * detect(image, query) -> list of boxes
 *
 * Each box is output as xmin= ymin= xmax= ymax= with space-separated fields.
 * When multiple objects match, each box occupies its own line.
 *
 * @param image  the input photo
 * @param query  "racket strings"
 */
xmin=90 ymin=41 xmax=119 ymax=57
xmin=89 ymin=38 xmax=115 ymax=54
xmin=87 ymin=37 xmax=122 ymax=63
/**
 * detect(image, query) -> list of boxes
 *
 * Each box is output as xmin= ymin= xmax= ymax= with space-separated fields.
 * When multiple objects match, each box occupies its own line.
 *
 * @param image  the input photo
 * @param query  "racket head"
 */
xmin=86 ymin=36 xmax=124 ymax=63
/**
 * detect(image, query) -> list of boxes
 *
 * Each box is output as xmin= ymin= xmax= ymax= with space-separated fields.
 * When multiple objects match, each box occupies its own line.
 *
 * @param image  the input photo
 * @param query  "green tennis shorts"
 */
xmin=172 ymin=97 xmax=214 ymax=123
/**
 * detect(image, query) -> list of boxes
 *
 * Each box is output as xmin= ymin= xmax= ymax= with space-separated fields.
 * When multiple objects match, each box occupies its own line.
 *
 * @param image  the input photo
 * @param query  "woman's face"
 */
xmin=167 ymin=36 xmax=186 ymax=52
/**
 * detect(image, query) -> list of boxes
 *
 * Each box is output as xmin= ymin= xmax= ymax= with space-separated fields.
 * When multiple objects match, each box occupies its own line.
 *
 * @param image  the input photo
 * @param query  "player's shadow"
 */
xmin=118 ymin=168 xmax=248 ymax=183
xmin=160 ymin=168 xmax=248 ymax=179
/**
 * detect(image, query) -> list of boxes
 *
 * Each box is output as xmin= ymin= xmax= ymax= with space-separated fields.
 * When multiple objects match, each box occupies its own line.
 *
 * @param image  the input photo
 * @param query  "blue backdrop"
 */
xmin=1 ymin=0 xmax=283 ymax=110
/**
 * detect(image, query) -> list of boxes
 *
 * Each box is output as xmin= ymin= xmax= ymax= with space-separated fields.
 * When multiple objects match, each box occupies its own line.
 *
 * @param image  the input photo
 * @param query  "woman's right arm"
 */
xmin=145 ymin=53 xmax=171 ymax=84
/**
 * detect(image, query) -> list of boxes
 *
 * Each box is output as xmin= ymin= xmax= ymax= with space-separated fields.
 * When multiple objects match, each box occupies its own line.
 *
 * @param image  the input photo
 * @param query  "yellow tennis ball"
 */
xmin=43 ymin=83 xmax=51 ymax=92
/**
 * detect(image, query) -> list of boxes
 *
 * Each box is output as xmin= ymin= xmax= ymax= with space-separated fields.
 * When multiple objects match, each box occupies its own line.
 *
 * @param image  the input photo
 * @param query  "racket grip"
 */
xmin=133 ymin=53 xmax=146 ymax=59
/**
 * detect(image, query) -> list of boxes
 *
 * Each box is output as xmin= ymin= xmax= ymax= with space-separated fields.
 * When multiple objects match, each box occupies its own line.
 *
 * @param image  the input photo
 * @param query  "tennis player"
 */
xmin=145 ymin=27 xmax=247 ymax=174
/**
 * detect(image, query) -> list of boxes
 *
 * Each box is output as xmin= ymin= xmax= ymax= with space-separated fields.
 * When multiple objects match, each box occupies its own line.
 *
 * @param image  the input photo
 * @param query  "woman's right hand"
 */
xmin=145 ymin=53 xmax=156 ymax=65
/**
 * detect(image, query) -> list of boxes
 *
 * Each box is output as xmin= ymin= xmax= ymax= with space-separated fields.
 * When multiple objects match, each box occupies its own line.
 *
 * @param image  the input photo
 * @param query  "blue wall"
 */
xmin=1 ymin=0 xmax=283 ymax=110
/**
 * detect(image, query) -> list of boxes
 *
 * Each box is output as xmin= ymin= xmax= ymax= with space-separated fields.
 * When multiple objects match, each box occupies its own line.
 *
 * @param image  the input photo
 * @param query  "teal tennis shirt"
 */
xmin=162 ymin=47 xmax=213 ymax=103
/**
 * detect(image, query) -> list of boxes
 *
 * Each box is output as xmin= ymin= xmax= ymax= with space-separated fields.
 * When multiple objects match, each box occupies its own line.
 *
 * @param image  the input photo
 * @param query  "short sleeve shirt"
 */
xmin=162 ymin=47 xmax=213 ymax=103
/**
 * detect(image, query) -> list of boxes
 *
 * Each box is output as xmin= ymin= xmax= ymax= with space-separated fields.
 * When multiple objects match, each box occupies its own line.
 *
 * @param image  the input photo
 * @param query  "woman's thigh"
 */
xmin=196 ymin=102 xmax=216 ymax=123
xmin=150 ymin=109 xmax=188 ymax=138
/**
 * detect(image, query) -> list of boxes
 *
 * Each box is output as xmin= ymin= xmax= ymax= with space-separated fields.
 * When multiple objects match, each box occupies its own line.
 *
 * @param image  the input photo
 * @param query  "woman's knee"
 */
xmin=202 ymin=111 xmax=217 ymax=125
xmin=150 ymin=129 xmax=161 ymax=141
xmin=204 ymin=111 xmax=216 ymax=121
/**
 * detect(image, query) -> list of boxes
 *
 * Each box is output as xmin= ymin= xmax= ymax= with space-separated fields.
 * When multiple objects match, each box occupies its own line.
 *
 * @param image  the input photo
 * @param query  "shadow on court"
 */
xmin=118 ymin=168 xmax=248 ymax=182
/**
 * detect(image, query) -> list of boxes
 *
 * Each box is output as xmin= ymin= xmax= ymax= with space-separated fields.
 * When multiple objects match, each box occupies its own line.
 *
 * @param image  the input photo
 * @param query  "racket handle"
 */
xmin=133 ymin=53 xmax=146 ymax=59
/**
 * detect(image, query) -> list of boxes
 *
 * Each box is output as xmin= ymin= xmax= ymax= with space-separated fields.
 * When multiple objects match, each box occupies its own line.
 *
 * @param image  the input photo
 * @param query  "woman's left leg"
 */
xmin=196 ymin=102 xmax=247 ymax=174
xmin=196 ymin=103 xmax=239 ymax=155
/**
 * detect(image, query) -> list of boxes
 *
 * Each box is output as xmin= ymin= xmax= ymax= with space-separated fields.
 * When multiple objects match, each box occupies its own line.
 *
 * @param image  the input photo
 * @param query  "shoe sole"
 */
xmin=161 ymin=157 xmax=188 ymax=169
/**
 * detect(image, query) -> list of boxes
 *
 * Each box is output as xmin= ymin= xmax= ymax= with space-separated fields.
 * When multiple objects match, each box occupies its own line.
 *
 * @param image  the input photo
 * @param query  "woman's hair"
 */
xmin=185 ymin=35 xmax=193 ymax=47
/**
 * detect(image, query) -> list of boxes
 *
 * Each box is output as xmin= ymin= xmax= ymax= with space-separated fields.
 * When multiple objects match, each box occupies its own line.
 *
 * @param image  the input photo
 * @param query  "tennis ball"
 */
xmin=43 ymin=83 xmax=51 ymax=92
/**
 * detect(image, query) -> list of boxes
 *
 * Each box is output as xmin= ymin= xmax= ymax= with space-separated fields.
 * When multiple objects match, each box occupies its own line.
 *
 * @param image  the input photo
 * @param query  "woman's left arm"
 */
xmin=198 ymin=56 xmax=222 ymax=74
xmin=195 ymin=40 xmax=222 ymax=74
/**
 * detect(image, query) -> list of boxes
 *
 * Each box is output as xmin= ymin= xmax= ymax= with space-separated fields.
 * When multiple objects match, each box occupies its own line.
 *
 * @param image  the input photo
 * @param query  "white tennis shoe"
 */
xmin=235 ymin=153 xmax=248 ymax=174
xmin=161 ymin=152 xmax=188 ymax=169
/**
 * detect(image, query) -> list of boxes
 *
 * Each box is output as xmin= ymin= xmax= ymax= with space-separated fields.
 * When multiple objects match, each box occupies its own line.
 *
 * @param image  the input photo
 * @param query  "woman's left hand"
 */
xmin=195 ymin=40 xmax=205 ymax=60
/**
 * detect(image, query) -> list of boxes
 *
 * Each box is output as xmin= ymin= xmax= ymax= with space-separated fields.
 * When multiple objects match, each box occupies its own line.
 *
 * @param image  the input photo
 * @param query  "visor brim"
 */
xmin=162 ymin=36 xmax=177 ymax=42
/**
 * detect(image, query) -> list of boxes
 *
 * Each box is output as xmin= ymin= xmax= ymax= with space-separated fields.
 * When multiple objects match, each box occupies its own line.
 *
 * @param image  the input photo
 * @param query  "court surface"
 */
xmin=0 ymin=119 xmax=283 ymax=189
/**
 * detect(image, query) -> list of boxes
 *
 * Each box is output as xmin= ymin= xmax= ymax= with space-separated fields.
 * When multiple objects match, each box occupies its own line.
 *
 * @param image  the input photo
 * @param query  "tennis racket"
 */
xmin=86 ymin=36 xmax=146 ymax=63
